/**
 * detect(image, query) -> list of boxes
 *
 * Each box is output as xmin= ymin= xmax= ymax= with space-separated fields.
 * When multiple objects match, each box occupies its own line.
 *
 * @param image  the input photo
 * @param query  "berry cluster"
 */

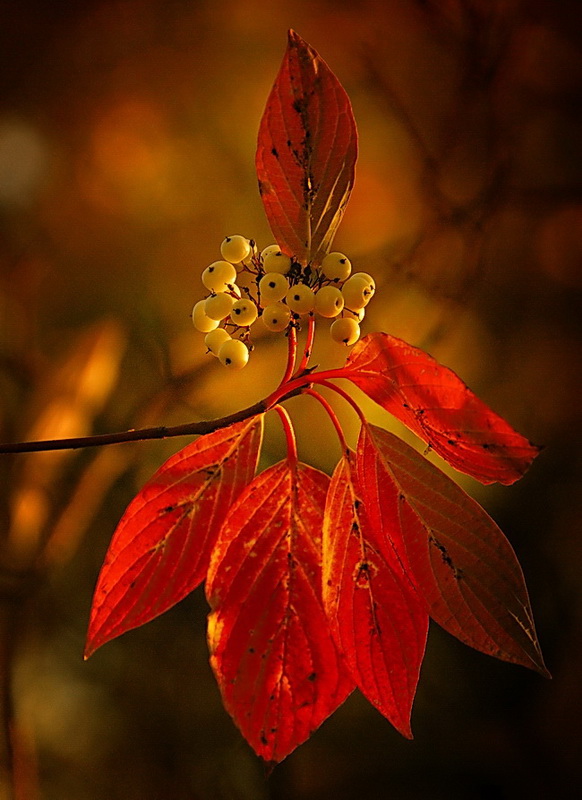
xmin=191 ymin=235 xmax=375 ymax=369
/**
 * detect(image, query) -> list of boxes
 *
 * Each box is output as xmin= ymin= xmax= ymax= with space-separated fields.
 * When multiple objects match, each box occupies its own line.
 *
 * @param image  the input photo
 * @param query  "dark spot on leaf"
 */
xmin=429 ymin=535 xmax=462 ymax=578
xmin=286 ymin=139 xmax=292 ymax=148
xmin=271 ymin=147 xmax=279 ymax=158
xmin=354 ymin=560 xmax=377 ymax=587
xmin=162 ymin=505 xmax=175 ymax=513
xmin=292 ymin=97 xmax=307 ymax=115
xmin=307 ymin=672 xmax=316 ymax=681
xmin=261 ymin=734 xmax=268 ymax=745
xmin=447 ymin=439 xmax=457 ymax=446
xmin=248 ymin=647 xmax=255 ymax=653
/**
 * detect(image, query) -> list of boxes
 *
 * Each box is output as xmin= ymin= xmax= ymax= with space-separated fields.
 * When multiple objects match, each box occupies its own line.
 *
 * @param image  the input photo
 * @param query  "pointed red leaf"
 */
xmin=343 ymin=332 xmax=540 ymax=485
xmin=357 ymin=424 xmax=549 ymax=676
xmin=256 ymin=30 xmax=358 ymax=266
xmin=85 ymin=416 xmax=264 ymax=658
xmin=206 ymin=460 xmax=353 ymax=763
xmin=322 ymin=452 xmax=429 ymax=737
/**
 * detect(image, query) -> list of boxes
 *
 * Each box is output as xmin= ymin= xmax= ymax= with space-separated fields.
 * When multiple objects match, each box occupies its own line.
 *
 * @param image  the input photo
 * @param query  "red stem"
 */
xmin=274 ymin=405 xmax=298 ymax=469
xmin=293 ymin=314 xmax=316 ymax=377
xmin=264 ymin=366 xmax=351 ymax=410
xmin=278 ymin=324 xmax=298 ymax=388
xmin=304 ymin=388 xmax=348 ymax=452
xmin=314 ymin=379 xmax=367 ymax=427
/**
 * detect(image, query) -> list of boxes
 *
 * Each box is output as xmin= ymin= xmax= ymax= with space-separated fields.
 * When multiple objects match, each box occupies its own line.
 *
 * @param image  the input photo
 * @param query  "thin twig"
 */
xmin=0 ymin=386 xmax=303 ymax=455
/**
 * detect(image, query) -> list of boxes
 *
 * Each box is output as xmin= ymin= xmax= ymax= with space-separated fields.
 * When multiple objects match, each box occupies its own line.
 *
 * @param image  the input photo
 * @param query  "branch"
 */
xmin=0 ymin=384 xmax=307 ymax=455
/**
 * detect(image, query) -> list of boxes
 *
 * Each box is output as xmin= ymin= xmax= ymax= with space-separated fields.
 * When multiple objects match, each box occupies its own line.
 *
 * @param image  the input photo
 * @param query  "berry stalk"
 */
xmin=304 ymin=388 xmax=348 ymax=453
xmin=278 ymin=324 xmax=298 ymax=388
xmin=294 ymin=314 xmax=316 ymax=377
xmin=274 ymin=404 xmax=298 ymax=469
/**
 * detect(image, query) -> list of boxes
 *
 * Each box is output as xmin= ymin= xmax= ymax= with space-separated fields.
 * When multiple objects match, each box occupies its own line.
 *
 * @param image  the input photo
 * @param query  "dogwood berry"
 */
xmin=192 ymin=300 xmax=220 ymax=333
xmin=263 ymin=250 xmax=292 ymax=275
xmin=220 ymin=235 xmax=251 ymax=264
xmin=341 ymin=274 xmax=374 ymax=310
xmin=286 ymin=284 xmax=315 ymax=314
xmin=314 ymin=285 xmax=345 ymax=317
xmin=259 ymin=272 xmax=289 ymax=304
xmin=349 ymin=273 xmax=375 ymax=306
xmin=240 ymin=240 xmax=258 ymax=267
xmin=321 ymin=252 xmax=352 ymax=282
xmin=230 ymin=298 xmax=258 ymax=326
xmin=260 ymin=244 xmax=282 ymax=262
xmin=218 ymin=338 xmax=249 ymax=369
xmin=202 ymin=261 xmax=238 ymax=292
xmin=262 ymin=302 xmax=291 ymax=332
xmin=204 ymin=292 xmax=235 ymax=321
xmin=204 ymin=327 xmax=231 ymax=355
xmin=330 ymin=317 xmax=360 ymax=345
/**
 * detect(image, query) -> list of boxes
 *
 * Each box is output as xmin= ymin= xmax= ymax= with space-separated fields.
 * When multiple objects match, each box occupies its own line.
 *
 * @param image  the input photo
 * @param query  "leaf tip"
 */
xmin=400 ymin=722 xmax=414 ymax=741
xmin=532 ymin=656 xmax=552 ymax=680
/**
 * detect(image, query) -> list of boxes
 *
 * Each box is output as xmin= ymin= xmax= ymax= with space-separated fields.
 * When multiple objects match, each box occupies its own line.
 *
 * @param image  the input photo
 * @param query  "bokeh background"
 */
xmin=1 ymin=0 xmax=581 ymax=797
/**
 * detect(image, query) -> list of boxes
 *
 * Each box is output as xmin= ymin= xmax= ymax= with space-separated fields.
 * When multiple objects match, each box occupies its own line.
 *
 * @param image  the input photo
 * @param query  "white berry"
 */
xmin=259 ymin=272 xmax=289 ymax=304
xmin=263 ymin=251 xmax=292 ymax=275
xmin=204 ymin=292 xmax=235 ymax=321
xmin=202 ymin=261 xmax=238 ymax=292
xmin=330 ymin=317 xmax=360 ymax=345
xmin=218 ymin=338 xmax=249 ymax=370
xmin=230 ymin=298 xmax=258 ymax=327
xmin=350 ymin=272 xmax=375 ymax=293
xmin=321 ymin=252 xmax=352 ymax=282
xmin=260 ymin=244 xmax=281 ymax=262
xmin=192 ymin=300 xmax=220 ymax=333
xmin=241 ymin=240 xmax=258 ymax=267
xmin=286 ymin=283 xmax=315 ymax=314
xmin=341 ymin=275 xmax=374 ymax=310
xmin=261 ymin=302 xmax=291 ymax=332
xmin=220 ymin=235 xmax=252 ymax=264
xmin=204 ymin=328 xmax=231 ymax=355
xmin=314 ymin=285 xmax=345 ymax=318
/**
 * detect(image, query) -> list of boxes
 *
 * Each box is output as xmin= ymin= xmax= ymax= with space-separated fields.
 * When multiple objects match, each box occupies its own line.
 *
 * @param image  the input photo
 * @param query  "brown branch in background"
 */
xmin=359 ymin=2 xmax=520 ymax=308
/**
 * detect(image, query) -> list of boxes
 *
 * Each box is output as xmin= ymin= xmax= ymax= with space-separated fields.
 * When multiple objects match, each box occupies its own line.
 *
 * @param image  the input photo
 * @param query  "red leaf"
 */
xmin=85 ymin=416 xmax=263 ymax=658
xmin=358 ymin=424 xmax=549 ymax=676
xmin=322 ymin=452 xmax=429 ymax=737
xmin=256 ymin=29 xmax=358 ymax=266
xmin=343 ymin=332 xmax=540 ymax=485
xmin=206 ymin=460 xmax=353 ymax=763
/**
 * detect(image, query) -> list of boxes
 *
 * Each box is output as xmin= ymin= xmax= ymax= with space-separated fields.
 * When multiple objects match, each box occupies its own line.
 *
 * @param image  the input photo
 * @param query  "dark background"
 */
xmin=1 ymin=1 xmax=581 ymax=797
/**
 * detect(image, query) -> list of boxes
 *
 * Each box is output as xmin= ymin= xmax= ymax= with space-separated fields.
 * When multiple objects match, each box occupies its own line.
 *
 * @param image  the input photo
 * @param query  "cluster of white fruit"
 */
xmin=191 ymin=235 xmax=375 ymax=369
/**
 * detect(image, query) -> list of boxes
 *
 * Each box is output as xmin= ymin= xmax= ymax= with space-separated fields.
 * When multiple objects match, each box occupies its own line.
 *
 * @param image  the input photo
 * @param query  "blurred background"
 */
xmin=1 ymin=0 xmax=581 ymax=797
